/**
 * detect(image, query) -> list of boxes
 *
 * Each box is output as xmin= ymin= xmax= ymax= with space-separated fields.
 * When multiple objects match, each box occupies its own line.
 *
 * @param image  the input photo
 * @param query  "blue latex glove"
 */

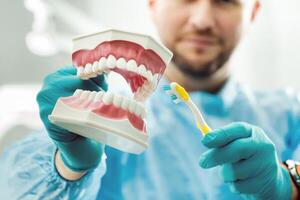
xmin=199 ymin=122 xmax=292 ymax=200
xmin=36 ymin=66 xmax=108 ymax=172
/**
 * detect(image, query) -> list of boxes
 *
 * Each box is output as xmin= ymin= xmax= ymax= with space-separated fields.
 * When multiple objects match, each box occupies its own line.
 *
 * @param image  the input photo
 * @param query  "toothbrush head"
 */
xmin=163 ymin=82 xmax=212 ymax=135
xmin=163 ymin=82 xmax=189 ymax=104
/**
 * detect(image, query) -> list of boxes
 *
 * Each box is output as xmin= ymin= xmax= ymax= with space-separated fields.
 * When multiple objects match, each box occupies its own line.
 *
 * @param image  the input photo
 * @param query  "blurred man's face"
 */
xmin=149 ymin=0 xmax=253 ymax=78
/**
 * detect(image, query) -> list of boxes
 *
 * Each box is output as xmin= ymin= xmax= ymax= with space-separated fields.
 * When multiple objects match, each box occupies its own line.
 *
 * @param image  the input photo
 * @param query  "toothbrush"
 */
xmin=163 ymin=82 xmax=212 ymax=136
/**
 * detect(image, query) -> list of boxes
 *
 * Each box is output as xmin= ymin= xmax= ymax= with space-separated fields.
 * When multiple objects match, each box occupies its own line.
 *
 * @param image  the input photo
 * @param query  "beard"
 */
xmin=172 ymin=49 xmax=232 ymax=79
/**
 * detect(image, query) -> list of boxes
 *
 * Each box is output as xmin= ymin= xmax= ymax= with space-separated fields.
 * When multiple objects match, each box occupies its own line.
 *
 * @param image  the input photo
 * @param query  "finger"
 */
xmin=90 ymin=74 xmax=108 ymax=91
xmin=47 ymin=125 xmax=78 ymax=142
xmin=36 ymin=90 xmax=77 ymax=141
xmin=37 ymin=67 xmax=105 ymax=117
xmin=37 ymin=67 xmax=108 ymax=142
xmin=201 ymin=122 xmax=252 ymax=148
xmin=220 ymin=155 xmax=261 ymax=182
xmin=199 ymin=137 xmax=257 ymax=168
xmin=58 ymin=66 xmax=77 ymax=75
xmin=37 ymin=79 xmax=99 ymax=125
xmin=59 ymin=66 xmax=108 ymax=90
xmin=44 ymin=73 xmax=102 ymax=95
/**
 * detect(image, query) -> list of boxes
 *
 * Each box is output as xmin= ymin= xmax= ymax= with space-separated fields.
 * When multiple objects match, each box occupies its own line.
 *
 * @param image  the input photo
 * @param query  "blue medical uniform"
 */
xmin=1 ymin=78 xmax=300 ymax=200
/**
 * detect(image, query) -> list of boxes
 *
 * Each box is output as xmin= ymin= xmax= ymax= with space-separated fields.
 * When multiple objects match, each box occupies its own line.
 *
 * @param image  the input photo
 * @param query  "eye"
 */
xmin=175 ymin=0 xmax=197 ymax=4
xmin=215 ymin=0 xmax=240 ymax=6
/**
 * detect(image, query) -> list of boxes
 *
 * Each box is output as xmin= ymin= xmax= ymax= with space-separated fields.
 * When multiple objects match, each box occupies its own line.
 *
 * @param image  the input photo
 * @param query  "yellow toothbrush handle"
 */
xmin=172 ymin=82 xmax=212 ymax=136
xmin=197 ymin=123 xmax=212 ymax=136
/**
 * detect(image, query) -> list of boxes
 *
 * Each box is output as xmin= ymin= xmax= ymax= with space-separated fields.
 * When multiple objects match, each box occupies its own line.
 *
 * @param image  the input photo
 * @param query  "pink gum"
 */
xmin=111 ymin=67 xmax=147 ymax=93
xmin=72 ymin=40 xmax=166 ymax=75
xmin=60 ymin=95 xmax=146 ymax=133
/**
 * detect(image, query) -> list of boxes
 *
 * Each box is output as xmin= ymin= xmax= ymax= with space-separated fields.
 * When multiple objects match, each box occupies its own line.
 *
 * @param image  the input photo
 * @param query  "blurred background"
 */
xmin=0 ymin=0 xmax=299 ymax=152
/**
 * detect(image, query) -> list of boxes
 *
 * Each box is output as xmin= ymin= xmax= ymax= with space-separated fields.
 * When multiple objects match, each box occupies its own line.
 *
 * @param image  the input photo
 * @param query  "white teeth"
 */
xmin=74 ymin=89 xmax=83 ymax=96
xmin=133 ymin=79 xmax=156 ymax=102
xmin=92 ymin=61 xmax=99 ymax=74
xmin=135 ymin=103 xmax=143 ymax=117
xmin=107 ymin=55 xmax=117 ymax=69
xmin=133 ymin=90 xmax=142 ymax=102
xmin=138 ymin=65 xmax=147 ymax=77
xmin=113 ymin=94 xmax=122 ymax=107
xmin=80 ymin=91 xmax=90 ymax=99
xmin=74 ymin=89 xmax=147 ymax=120
xmin=94 ymin=91 xmax=104 ymax=102
xmin=76 ymin=55 xmax=161 ymax=105
xmin=77 ymin=57 xmax=160 ymax=99
xmin=84 ymin=64 xmax=97 ymax=78
xmin=117 ymin=58 xmax=127 ymax=69
xmin=98 ymin=57 xmax=107 ymax=69
xmin=84 ymin=63 xmax=93 ymax=74
xmin=127 ymin=59 xmax=138 ymax=72
xmin=135 ymin=95 xmax=146 ymax=102
xmin=103 ymin=92 xmax=114 ymax=104
xmin=146 ymin=70 xmax=152 ymax=80
xmin=141 ymin=109 xmax=147 ymax=119
xmin=121 ymin=97 xmax=129 ymax=110
xmin=145 ymin=81 xmax=154 ymax=91
xmin=88 ymin=91 xmax=97 ymax=101
xmin=128 ymin=100 xmax=136 ymax=113
xmin=77 ymin=67 xmax=84 ymax=77
xmin=152 ymin=74 xmax=159 ymax=86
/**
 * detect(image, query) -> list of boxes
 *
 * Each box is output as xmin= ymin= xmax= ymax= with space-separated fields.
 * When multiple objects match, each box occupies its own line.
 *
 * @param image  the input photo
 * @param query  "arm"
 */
xmin=55 ymin=150 xmax=86 ymax=181
xmin=36 ymin=66 xmax=108 ymax=173
xmin=0 ymin=66 xmax=109 ymax=199
xmin=291 ymin=181 xmax=299 ymax=200
xmin=0 ymin=133 xmax=107 ymax=199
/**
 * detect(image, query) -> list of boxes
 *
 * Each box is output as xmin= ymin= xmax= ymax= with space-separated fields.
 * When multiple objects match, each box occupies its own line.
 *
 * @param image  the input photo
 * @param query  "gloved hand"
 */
xmin=199 ymin=122 xmax=292 ymax=200
xmin=37 ymin=66 xmax=108 ymax=172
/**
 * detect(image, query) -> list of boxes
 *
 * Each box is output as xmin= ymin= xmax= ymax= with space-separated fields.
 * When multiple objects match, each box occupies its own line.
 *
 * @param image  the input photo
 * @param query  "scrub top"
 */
xmin=1 ymin=77 xmax=300 ymax=200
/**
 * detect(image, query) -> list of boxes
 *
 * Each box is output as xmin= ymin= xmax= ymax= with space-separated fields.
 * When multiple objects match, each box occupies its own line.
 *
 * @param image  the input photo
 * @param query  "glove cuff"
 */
xmin=272 ymin=166 xmax=293 ymax=200
xmin=278 ymin=166 xmax=293 ymax=200
xmin=53 ymin=137 xmax=104 ymax=172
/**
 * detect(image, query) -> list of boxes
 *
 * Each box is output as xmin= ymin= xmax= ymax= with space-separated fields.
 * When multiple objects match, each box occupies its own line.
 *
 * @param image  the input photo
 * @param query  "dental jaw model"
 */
xmin=49 ymin=29 xmax=173 ymax=154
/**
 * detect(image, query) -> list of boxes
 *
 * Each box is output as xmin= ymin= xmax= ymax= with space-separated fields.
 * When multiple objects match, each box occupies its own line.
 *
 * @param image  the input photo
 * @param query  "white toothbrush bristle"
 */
xmin=173 ymin=99 xmax=181 ymax=104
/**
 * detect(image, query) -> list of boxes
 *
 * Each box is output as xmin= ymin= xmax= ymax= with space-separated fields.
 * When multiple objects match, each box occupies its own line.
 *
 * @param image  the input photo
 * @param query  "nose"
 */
xmin=189 ymin=1 xmax=216 ymax=31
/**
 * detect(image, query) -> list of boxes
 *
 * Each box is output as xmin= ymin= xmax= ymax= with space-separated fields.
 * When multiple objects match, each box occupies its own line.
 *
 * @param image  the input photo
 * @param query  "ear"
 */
xmin=251 ymin=1 xmax=261 ymax=22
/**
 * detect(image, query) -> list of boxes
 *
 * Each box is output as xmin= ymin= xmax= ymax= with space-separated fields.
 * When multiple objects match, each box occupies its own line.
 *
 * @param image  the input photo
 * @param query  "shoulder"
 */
xmin=236 ymin=83 xmax=300 ymax=111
